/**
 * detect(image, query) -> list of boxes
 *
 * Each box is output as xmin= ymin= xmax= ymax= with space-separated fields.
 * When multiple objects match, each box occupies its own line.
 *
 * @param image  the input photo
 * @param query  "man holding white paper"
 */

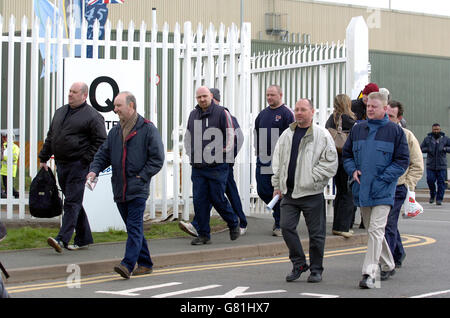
xmin=272 ymin=99 xmax=338 ymax=283
xmin=87 ymin=91 xmax=164 ymax=279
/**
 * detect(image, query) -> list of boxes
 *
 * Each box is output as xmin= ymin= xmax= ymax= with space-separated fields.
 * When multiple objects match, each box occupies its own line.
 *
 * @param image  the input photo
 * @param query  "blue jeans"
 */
xmin=385 ymin=185 xmax=407 ymax=264
xmin=116 ymin=197 xmax=153 ymax=272
xmin=256 ymin=164 xmax=280 ymax=228
xmin=191 ymin=164 xmax=239 ymax=239
xmin=426 ymin=169 xmax=447 ymax=202
xmin=225 ymin=165 xmax=247 ymax=228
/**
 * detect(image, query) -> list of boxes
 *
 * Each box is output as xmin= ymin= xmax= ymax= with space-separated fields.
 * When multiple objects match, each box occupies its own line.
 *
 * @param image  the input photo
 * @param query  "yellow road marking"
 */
xmin=6 ymin=234 xmax=435 ymax=294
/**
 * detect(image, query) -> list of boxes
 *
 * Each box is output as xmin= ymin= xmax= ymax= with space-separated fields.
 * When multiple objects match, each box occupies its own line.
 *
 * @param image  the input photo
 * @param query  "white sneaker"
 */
xmin=272 ymin=228 xmax=282 ymax=237
xmin=240 ymin=227 xmax=247 ymax=235
xmin=332 ymin=230 xmax=353 ymax=238
xmin=67 ymin=244 xmax=89 ymax=251
xmin=178 ymin=221 xmax=198 ymax=237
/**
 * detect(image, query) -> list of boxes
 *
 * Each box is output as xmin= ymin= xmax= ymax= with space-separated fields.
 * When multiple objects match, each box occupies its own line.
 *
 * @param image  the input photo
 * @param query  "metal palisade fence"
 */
xmin=249 ymin=41 xmax=347 ymax=215
xmin=0 ymin=13 xmax=368 ymax=222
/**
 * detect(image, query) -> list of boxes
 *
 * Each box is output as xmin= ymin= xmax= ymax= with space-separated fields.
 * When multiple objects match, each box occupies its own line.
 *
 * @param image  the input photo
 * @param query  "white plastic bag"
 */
xmin=403 ymin=188 xmax=424 ymax=218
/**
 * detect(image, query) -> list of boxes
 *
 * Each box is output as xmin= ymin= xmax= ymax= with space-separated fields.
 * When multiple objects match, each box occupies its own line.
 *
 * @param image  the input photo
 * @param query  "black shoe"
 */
xmin=429 ymin=198 xmax=435 ymax=204
xmin=307 ymin=272 xmax=322 ymax=283
xmin=359 ymin=274 xmax=375 ymax=289
xmin=380 ymin=269 xmax=395 ymax=281
xmin=436 ymin=201 xmax=442 ymax=205
xmin=286 ymin=264 xmax=309 ymax=282
xmin=229 ymin=226 xmax=240 ymax=241
xmin=191 ymin=236 xmax=211 ymax=245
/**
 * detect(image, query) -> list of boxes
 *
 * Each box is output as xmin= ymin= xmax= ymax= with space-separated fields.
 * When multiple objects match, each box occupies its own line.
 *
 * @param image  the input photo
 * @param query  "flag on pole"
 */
xmin=33 ymin=0 xmax=62 ymax=77
xmin=60 ymin=0 xmax=83 ymax=56
xmin=88 ymin=0 xmax=124 ymax=5
xmin=85 ymin=0 xmax=109 ymax=58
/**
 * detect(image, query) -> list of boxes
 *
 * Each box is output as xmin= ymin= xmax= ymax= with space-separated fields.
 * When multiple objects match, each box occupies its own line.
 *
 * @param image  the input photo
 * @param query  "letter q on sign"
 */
xmin=89 ymin=76 xmax=120 ymax=113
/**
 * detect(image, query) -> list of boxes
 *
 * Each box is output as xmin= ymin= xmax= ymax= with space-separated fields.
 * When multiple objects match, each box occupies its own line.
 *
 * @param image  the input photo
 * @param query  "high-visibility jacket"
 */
xmin=1 ymin=142 xmax=20 ymax=177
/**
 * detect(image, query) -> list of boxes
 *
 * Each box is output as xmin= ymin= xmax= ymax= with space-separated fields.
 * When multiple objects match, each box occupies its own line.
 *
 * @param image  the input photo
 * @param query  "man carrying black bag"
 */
xmin=29 ymin=167 xmax=62 ymax=218
xmin=39 ymin=82 xmax=107 ymax=253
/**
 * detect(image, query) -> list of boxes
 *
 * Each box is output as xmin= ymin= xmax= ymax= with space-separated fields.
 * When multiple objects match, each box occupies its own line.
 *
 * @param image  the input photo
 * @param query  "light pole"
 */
xmin=240 ymin=0 xmax=244 ymax=29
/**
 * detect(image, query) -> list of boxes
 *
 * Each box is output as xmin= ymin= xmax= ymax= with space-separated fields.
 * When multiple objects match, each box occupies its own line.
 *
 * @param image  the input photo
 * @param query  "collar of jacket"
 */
xmin=367 ymin=113 xmax=389 ymax=129
xmin=427 ymin=131 xmax=445 ymax=138
xmin=67 ymin=101 xmax=88 ymax=110
xmin=117 ymin=114 xmax=144 ymax=139
xmin=195 ymin=101 xmax=218 ymax=117
xmin=288 ymin=121 xmax=313 ymax=135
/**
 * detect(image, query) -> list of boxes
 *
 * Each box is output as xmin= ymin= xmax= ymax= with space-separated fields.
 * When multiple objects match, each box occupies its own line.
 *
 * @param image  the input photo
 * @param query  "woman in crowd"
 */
xmin=325 ymin=94 xmax=356 ymax=238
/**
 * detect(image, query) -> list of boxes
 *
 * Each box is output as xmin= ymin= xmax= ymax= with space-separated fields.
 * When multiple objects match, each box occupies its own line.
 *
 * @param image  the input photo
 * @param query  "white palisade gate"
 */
xmin=0 ymin=12 xmax=368 ymax=223
xmin=248 ymin=41 xmax=347 ymax=215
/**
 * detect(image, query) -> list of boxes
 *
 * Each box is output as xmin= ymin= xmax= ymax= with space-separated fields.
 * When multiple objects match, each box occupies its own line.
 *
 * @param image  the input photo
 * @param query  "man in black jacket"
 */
xmin=39 ymin=82 xmax=107 ymax=253
xmin=421 ymin=123 xmax=450 ymax=205
xmin=87 ymin=91 xmax=164 ymax=279
xmin=183 ymin=86 xmax=240 ymax=245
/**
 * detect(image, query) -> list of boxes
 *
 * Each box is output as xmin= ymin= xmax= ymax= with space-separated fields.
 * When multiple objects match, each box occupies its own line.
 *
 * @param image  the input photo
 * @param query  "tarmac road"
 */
xmin=4 ymin=201 xmax=449 ymax=300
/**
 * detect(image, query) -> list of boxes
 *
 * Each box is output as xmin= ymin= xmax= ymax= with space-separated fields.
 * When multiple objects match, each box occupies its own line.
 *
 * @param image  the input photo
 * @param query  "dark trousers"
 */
xmin=116 ymin=197 xmax=153 ymax=273
xmin=332 ymin=164 xmax=355 ymax=232
xmin=191 ymin=164 xmax=239 ymax=239
xmin=385 ymin=184 xmax=407 ymax=264
xmin=256 ymin=164 xmax=280 ymax=228
xmin=426 ymin=169 xmax=447 ymax=202
xmin=56 ymin=161 xmax=93 ymax=246
xmin=1 ymin=175 xmax=18 ymax=197
xmin=280 ymin=193 xmax=326 ymax=274
xmin=225 ymin=165 xmax=247 ymax=228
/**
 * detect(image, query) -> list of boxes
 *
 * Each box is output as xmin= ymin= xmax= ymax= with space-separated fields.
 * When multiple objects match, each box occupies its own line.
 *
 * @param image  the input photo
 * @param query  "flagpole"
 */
xmin=31 ymin=0 xmax=35 ymax=30
xmin=82 ymin=0 xmax=85 ymax=23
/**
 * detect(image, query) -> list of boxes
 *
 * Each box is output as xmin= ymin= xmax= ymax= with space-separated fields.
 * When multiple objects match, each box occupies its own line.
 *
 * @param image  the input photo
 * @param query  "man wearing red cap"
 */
xmin=351 ymin=83 xmax=379 ymax=120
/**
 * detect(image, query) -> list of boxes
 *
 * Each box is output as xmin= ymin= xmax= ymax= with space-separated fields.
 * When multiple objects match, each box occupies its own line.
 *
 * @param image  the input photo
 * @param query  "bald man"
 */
xmin=181 ymin=86 xmax=240 ymax=245
xmin=39 ymin=82 xmax=107 ymax=253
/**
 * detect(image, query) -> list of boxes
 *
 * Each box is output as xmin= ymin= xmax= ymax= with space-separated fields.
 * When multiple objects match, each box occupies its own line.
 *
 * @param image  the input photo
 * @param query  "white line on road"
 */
xmin=199 ymin=286 xmax=287 ymax=298
xmin=410 ymin=289 xmax=450 ymax=298
xmin=152 ymin=284 xmax=222 ymax=298
xmin=96 ymin=282 xmax=182 ymax=296
xmin=300 ymin=292 xmax=340 ymax=298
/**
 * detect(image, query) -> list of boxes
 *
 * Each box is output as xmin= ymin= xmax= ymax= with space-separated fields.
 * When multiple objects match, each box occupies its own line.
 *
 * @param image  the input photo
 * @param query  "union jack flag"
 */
xmin=88 ymin=0 xmax=124 ymax=5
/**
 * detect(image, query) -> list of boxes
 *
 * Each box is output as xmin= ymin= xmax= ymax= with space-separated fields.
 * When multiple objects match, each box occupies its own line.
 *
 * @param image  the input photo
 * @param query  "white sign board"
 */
xmin=64 ymin=58 xmax=145 ymax=232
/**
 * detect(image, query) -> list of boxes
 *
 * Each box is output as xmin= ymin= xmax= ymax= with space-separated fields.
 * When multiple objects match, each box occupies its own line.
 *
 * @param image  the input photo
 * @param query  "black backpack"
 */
xmin=29 ymin=168 xmax=63 ymax=218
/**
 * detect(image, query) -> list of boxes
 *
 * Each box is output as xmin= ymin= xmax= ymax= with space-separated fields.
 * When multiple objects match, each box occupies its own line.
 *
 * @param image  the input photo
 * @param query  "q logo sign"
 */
xmin=89 ymin=76 xmax=120 ymax=113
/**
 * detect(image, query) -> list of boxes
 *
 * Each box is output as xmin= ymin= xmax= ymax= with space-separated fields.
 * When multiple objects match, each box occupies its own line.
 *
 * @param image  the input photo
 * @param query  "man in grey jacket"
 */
xmin=88 ymin=91 xmax=164 ymax=279
xmin=272 ymin=99 xmax=338 ymax=283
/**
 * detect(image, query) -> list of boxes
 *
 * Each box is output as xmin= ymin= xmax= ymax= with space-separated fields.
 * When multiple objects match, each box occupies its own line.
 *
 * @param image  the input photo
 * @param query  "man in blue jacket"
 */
xmin=87 ymin=91 xmax=164 ymax=279
xmin=343 ymin=92 xmax=409 ymax=289
xmin=420 ymin=123 xmax=450 ymax=205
